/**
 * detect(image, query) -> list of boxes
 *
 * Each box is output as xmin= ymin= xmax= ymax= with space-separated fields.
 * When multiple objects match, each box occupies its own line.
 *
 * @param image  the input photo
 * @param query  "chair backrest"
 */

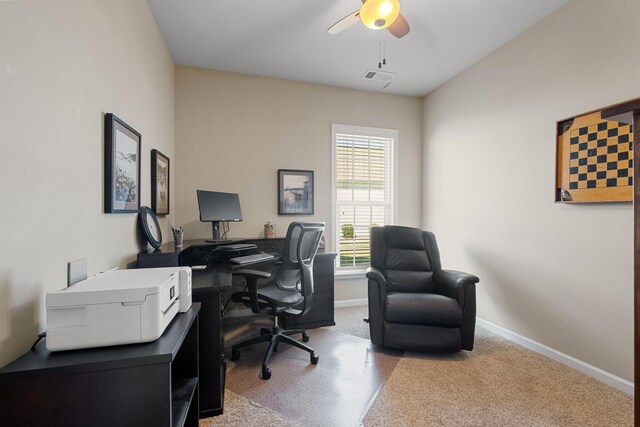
xmin=276 ymin=222 xmax=325 ymax=303
xmin=370 ymin=225 xmax=442 ymax=293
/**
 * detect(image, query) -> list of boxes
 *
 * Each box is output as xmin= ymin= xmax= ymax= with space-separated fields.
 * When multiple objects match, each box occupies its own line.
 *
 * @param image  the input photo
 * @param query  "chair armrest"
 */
xmin=433 ymin=269 xmax=479 ymax=304
xmin=233 ymin=269 xmax=272 ymax=312
xmin=234 ymin=269 xmax=272 ymax=280
xmin=365 ymin=267 xmax=386 ymax=285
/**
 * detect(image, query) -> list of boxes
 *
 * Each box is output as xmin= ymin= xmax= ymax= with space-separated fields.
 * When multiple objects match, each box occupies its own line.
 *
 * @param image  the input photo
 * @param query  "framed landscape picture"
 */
xmin=278 ymin=169 xmax=314 ymax=215
xmin=104 ymin=113 xmax=141 ymax=213
xmin=151 ymin=149 xmax=169 ymax=216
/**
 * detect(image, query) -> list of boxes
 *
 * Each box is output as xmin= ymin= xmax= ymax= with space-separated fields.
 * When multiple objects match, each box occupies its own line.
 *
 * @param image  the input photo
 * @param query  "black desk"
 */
xmin=137 ymin=238 xmax=241 ymax=268
xmin=0 ymin=304 xmax=201 ymax=427
xmin=137 ymin=238 xmax=337 ymax=418
xmin=190 ymin=264 xmax=233 ymax=419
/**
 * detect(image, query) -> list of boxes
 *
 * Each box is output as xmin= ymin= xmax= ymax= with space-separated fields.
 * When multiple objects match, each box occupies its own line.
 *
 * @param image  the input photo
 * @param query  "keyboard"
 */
xmin=229 ymin=253 xmax=275 ymax=264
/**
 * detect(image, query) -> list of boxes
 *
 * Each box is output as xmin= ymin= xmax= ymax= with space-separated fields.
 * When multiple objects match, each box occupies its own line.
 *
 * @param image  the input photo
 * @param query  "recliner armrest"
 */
xmin=434 ymin=269 xmax=478 ymax=351
xmin=365 ymin=267 xmax=386 ymax=285
xmin=366 ymin=267 xmax=387 ymax=346
xmin=435 ymin=269 xmax=478 ymax=287
xmin=433 ymin=269 xmax=479 ymax=305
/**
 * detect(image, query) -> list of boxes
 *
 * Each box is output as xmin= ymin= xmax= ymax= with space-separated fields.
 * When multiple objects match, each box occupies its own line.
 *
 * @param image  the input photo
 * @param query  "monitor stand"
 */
xmin=205 ymin=221 xmax=242 ymax=243
xmin=206 ymin=221 xmax=222 ymax=242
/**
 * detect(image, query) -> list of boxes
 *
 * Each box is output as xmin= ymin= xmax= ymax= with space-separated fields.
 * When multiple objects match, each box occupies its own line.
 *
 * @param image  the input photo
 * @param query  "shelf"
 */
xmin=0 ymin=305 xmax=200 ymax=426
xmin=172 ymin=377 xmax=198 ymax=427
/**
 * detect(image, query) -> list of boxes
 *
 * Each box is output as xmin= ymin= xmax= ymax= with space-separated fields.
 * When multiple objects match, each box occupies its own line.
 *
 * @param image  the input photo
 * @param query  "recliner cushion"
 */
xmin=384 ymin=226 xmax=426 ymax=250
xmin=384 ymin=293 xmax=462 ymax=327
xmin=386 ymin=248 xmax=431 ymax=271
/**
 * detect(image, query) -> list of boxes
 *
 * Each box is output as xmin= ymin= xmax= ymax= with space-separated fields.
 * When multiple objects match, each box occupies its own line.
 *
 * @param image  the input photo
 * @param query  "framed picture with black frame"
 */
xmin=104 ymin=113 xmax=141 ymax=213
xmin=278 ymin=169 xmax=314 ymax=215
xmin=151 ymin=149 xmax=170 ymax=216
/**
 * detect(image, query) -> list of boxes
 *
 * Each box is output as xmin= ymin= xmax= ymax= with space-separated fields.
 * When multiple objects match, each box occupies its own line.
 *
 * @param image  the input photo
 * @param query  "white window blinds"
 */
xmin=332 ymin=125 xmax=396 ymax=270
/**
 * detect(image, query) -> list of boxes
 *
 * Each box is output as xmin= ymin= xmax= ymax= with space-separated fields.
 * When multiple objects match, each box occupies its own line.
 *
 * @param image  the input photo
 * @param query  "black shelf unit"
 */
xmin=0 ymin=304 xmax=201 ymax=427
xmin=172 ymin=378 xmax=199 ymax=427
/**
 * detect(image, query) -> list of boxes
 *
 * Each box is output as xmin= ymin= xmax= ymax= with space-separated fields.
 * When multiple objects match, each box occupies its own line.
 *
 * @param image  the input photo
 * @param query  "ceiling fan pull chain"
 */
xmin=378 ymin=40 xmax=382 ymax=69
xmin=383 ymin=39 xmax=387 ymax=65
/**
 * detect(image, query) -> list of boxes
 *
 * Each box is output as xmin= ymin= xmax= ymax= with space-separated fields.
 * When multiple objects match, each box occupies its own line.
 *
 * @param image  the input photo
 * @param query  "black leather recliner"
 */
xmin=366 ymin=225 xmax=479 ymax=352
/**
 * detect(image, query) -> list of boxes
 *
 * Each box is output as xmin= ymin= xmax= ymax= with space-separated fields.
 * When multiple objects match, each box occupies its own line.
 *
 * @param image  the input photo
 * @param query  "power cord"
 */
xmin=222 ymin=297 xmax=236 ymax=315
xmin=31 ymin=332 xmax=46 ymax=351
xmin=222 ymin=280 xmax=252 ymax=315
xmin=221 ymin=221 xmax=230 ymax=240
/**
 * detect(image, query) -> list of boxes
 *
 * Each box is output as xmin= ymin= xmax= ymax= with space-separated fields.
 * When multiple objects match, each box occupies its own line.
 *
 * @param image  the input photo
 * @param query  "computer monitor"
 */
xmin=196 ymin=190 xmax=243 ymax=242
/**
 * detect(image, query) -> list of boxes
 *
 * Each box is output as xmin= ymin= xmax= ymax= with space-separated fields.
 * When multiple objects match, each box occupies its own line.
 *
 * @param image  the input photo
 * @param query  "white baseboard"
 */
xmin=477 ymin=318 xmax=634 ymax=395
xmin=334 ymin=298 xmax=368 ymax=308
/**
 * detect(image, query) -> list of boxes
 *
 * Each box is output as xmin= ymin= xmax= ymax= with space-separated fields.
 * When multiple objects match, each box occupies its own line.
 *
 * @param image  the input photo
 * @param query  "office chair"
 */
xmin=230 ymin=222 xmax=325 ymax=379
xmin=367 ymin=225 xmax=479 ymax=352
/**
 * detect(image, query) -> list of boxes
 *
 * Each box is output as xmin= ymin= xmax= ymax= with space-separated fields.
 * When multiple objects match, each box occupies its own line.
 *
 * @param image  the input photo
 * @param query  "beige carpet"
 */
xmin=364 ymin=327 xmax=633 ymax=426
xmin=202 ymin=305 xmax=633 ymax=426
xmin=200 ymin=389 xmax=299 ymax=427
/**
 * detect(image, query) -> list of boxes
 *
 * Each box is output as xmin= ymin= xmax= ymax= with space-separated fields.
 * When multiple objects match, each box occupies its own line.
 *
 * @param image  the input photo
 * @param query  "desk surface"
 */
xmin=190 ymin=256 xmax=278 ymax=294
xmin=145 ymin=238 xmax=335 ymax=295
xmin=140 ymin=238 xmax=283 ymax=255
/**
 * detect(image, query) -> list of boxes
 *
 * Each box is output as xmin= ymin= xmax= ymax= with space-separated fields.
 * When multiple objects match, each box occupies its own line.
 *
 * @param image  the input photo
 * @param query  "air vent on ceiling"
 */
xmin=362 ymin=69 xmax=395 ymax=82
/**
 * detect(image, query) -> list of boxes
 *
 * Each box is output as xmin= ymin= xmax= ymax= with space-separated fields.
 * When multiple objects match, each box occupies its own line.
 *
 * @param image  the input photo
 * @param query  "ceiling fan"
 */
xmin=327 ymin=0 xmax=410 ymax=38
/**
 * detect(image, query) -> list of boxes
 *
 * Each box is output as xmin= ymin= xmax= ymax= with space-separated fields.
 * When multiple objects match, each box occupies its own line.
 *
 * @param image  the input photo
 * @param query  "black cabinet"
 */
xmin=279 ymin=251 xmax=337 ymax=329
xmin=0 ymin=304 xmax=201 ymax=427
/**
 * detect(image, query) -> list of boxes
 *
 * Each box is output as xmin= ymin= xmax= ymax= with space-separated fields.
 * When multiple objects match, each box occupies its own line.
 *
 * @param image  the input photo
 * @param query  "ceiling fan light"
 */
xmin=360 ymin=0 xmax=400 ymax=30
xmin=379 ymin=2 xmax=393 ymax=15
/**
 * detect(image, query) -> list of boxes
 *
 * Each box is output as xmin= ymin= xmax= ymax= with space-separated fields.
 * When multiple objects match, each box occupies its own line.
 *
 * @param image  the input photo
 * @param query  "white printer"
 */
xmin=46 ymin=267 xmax=192 ymax=351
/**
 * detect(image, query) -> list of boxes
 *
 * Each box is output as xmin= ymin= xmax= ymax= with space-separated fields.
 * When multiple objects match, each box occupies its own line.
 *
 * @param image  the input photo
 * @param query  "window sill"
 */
xmin=335 ymin=270 xmax=367 ymax=280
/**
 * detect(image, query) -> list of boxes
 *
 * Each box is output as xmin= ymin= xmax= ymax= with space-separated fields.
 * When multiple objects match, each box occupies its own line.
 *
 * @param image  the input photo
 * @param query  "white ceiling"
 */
xmin=146 ymin=0 xmax=567 ymax=97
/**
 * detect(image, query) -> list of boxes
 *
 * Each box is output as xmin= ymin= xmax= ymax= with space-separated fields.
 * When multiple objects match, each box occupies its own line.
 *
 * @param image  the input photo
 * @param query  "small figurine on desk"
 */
xmin=172 ymin=226 xmax=184 ymax=247
xmin=264 ymin=221 xmax=276 ymax=239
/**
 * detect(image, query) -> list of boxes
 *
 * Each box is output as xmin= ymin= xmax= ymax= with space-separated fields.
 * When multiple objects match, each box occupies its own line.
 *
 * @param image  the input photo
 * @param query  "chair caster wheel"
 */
xmin=261 ymin=367 xmax=272 ymax=380
xmin=302 ymin=332 xmax=310 ymax=342
xmin=310 ymin=353 xmax=319 ymax=364
xmin=231 ymin=350 xmax=240 ymax=361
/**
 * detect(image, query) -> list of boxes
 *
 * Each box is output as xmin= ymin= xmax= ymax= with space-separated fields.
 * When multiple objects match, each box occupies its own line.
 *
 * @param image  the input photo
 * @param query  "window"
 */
xmin=332 ymin=124 xmax=397 ymax=272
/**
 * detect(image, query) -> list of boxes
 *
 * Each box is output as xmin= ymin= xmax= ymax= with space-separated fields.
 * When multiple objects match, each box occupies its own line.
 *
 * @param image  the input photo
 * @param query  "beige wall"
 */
xmin=0 ymin=0 xmax=175 ymax=367
xmin=4 ymin=0 xmax=627 ymax=385
xmin=174 ymin=66 xmax=423 ymax=300
xmin=422 ymin=0 xmax=639 ymax=381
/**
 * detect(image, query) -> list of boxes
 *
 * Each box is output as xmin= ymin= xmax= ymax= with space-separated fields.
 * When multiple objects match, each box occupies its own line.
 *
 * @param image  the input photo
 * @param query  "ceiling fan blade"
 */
xmin=387 ymin=14 xmax=410 ymax=38
xmin=328 ymin=10 xmax=360 ymax=35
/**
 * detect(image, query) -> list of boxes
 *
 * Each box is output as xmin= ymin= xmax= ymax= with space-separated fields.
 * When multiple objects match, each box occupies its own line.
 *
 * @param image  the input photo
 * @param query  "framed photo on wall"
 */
xmin=278 ymin=169 xmax=314 ymax=215
xmin=151 ymin=149 xmax=170 ymax=216
xmin=104 ymin=113 xmax=141 ymax=213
